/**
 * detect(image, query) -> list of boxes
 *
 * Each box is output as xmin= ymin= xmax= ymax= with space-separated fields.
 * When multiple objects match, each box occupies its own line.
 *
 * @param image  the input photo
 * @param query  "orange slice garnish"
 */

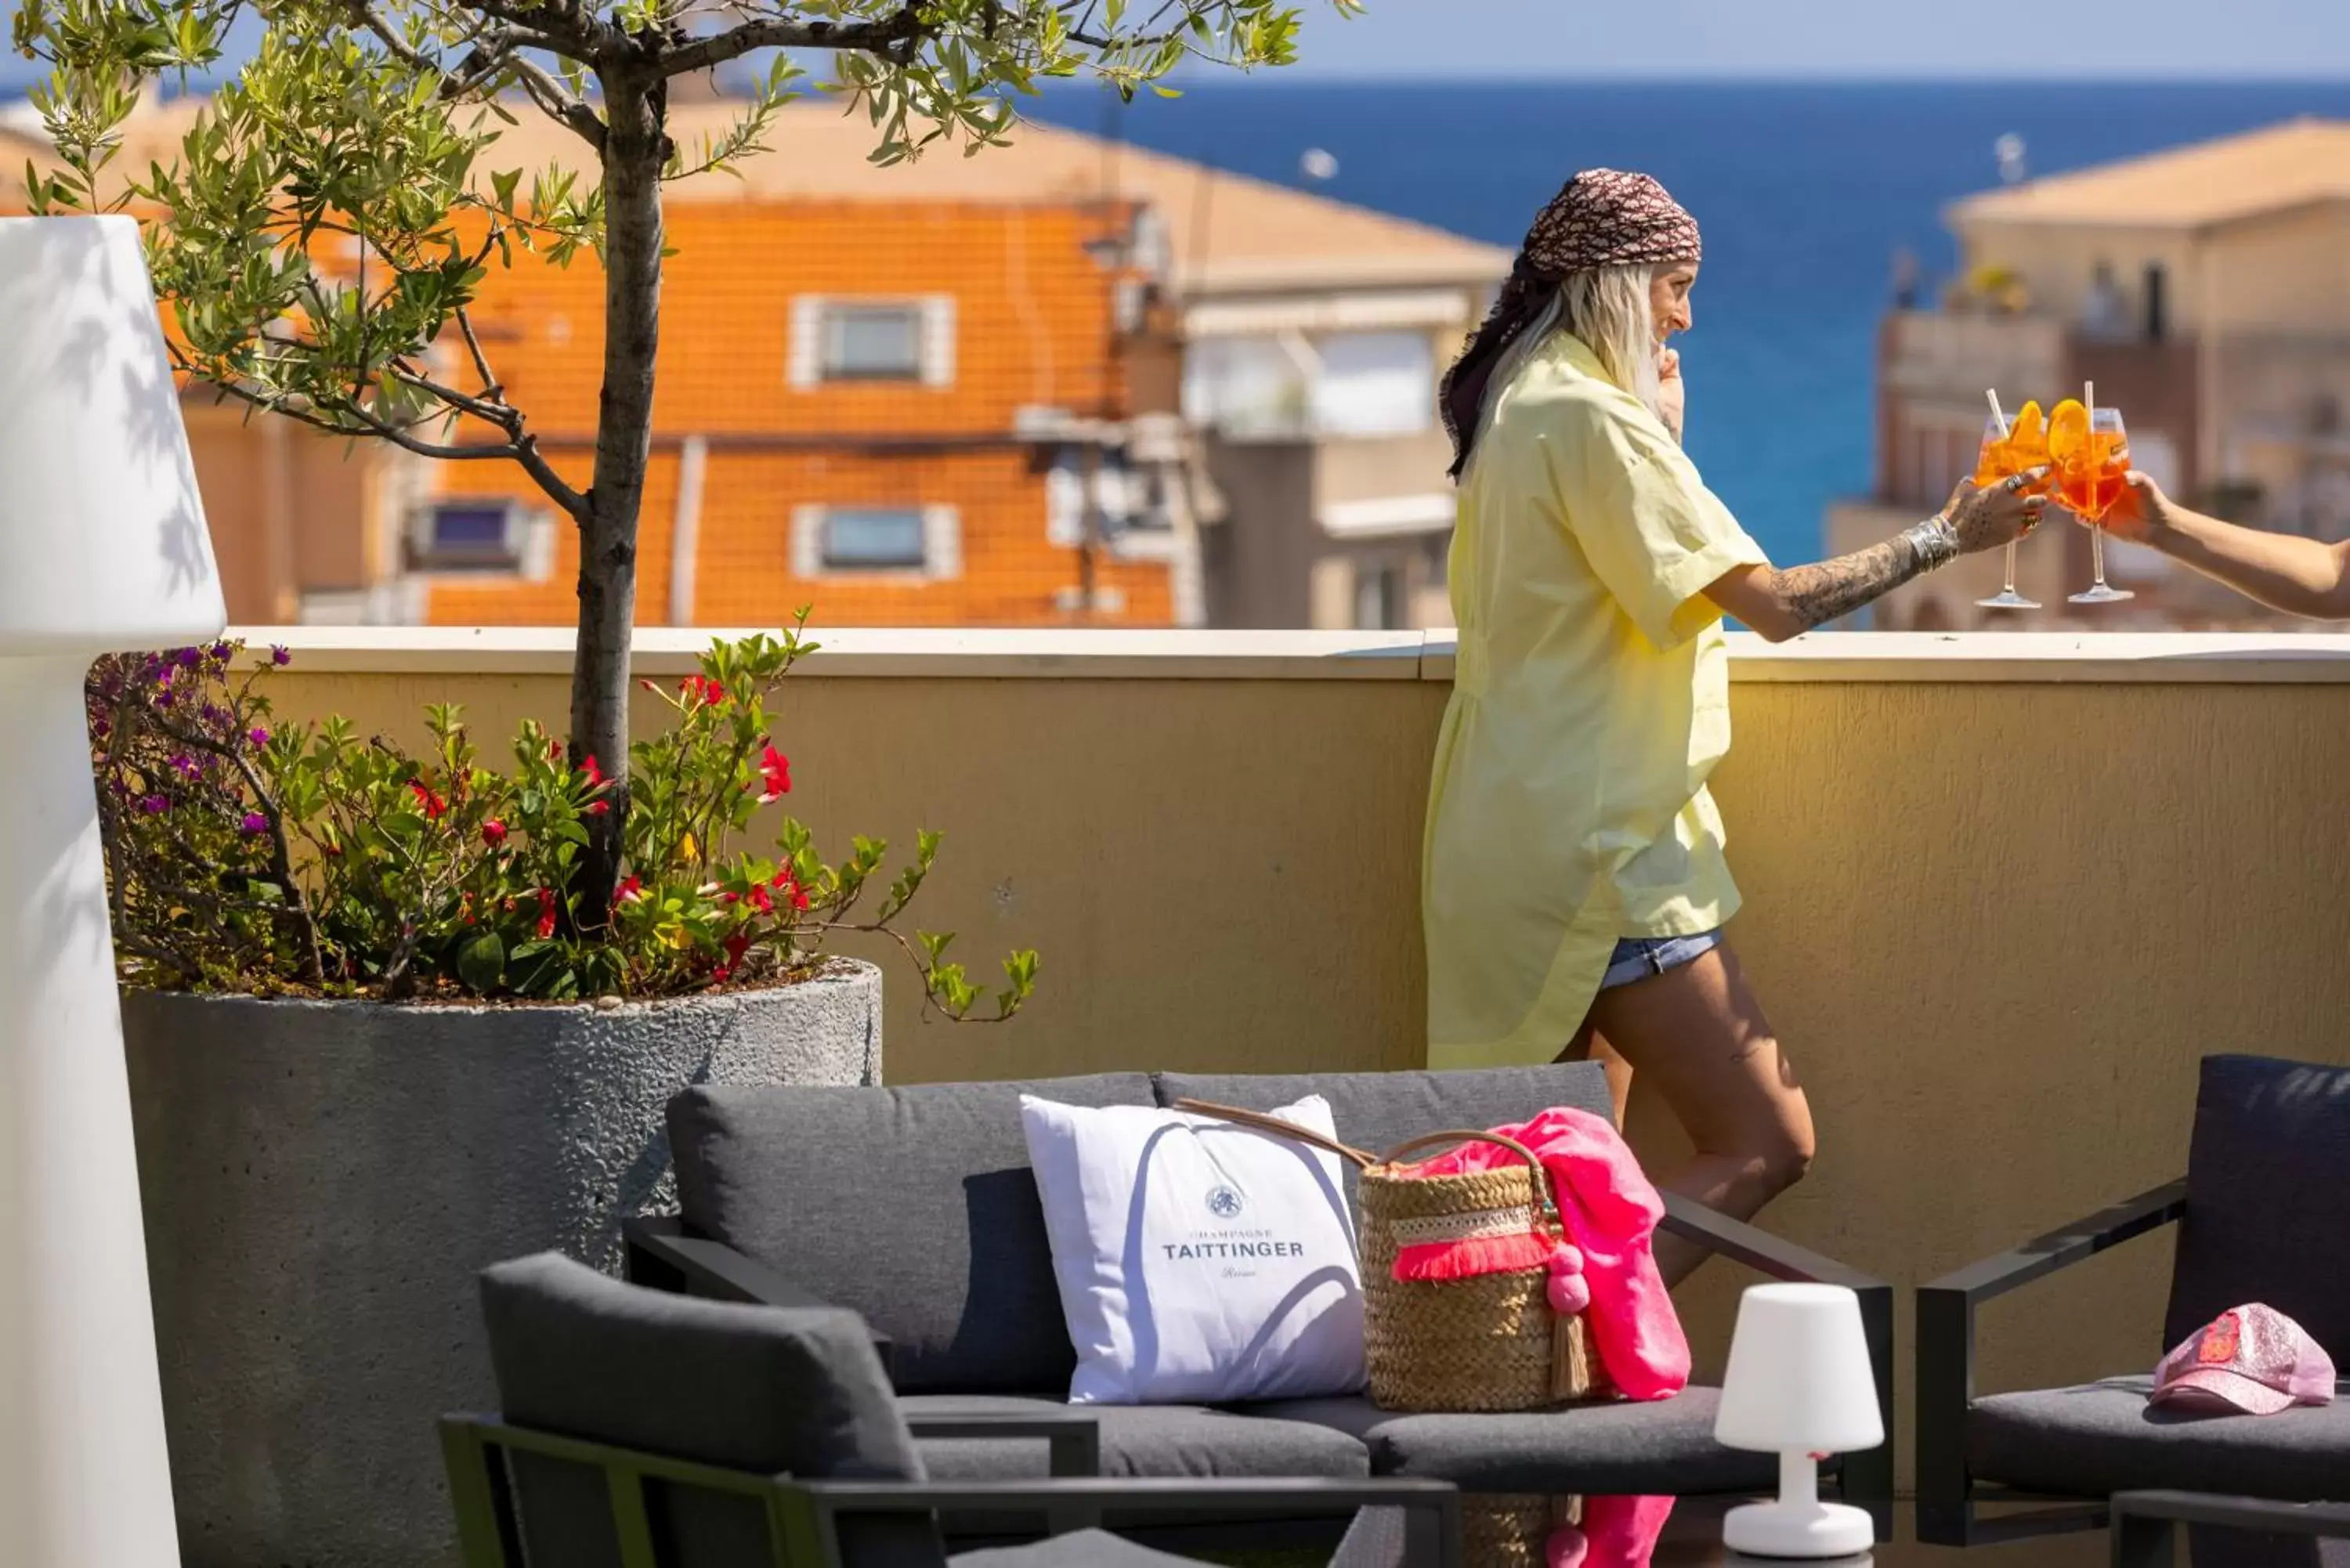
xmin=2047 ymin=399 xmax=2091 ymax=466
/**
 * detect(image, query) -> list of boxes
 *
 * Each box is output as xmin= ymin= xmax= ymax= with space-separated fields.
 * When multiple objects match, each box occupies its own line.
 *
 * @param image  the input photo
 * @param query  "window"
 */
xmin=792 ymin=505 xmax=961 ymax=579
xmin=826 ymin=308 xmax=923 ymax=381
xmin=1312 ymin=331 xmax=1435 ymax=438
xmin=791 ymin=298 xmax=956 ymax=388
xmin=1184 ymin=336 xmax=1308 ymax=436
xmin=1354 ymin=558 xmax=1406 ymax=630
xmin=823 ymin=508 xmax=927 ymax=569
xmin=407 ymin=500 xmax=541 ymax=573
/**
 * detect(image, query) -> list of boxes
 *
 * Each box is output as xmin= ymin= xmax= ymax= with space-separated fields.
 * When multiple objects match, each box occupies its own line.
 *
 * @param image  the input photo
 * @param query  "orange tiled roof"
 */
xmin=26 ymin=91 xmax=1509 ymax=296
xmin=1953 ymin=117 xmax=2350 ymax=232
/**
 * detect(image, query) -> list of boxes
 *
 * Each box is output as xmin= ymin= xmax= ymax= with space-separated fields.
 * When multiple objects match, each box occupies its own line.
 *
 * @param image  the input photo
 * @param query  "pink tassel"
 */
xmin=1392 ymin=1230 xmax=1555 ymax=1281
xmin=1545 ymin=1525 xmax=1589 ymax=1568
xmin=1546 ymin=1268 xmax=1591 ymax=1316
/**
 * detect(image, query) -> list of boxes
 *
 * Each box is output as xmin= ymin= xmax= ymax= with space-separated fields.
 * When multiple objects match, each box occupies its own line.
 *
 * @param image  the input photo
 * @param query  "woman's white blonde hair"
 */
xmin=1470 ymin=263 xmax=1662 ymax=472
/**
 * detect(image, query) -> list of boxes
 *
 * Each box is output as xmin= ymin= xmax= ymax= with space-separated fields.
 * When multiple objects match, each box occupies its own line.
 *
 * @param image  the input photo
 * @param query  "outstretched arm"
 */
xmin=2108 ymin=475 xmax=2350 ymax=621
xmin=1703 ymin=470 xmax=2048 ymax=641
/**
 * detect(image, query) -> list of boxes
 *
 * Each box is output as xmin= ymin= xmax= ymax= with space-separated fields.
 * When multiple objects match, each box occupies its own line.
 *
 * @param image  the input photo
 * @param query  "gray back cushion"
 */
xmin=1153 ymin=1064 xmax=1616 ymax=1214
xmin=478 ymin=1252 xmax=938 ymax=1568
xmin=669 ymin=1073 xmax=1156 ymax=1394
xmin=1155 ymin=1064 xmax=1614 ymax=1161
xmin=2166 ymin=1054 xmax=2350 ymax=1357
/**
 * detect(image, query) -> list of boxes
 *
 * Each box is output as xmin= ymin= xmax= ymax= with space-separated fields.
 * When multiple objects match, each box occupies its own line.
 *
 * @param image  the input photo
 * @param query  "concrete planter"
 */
xmin=121 ymin=965 xmax=882 ymax=1568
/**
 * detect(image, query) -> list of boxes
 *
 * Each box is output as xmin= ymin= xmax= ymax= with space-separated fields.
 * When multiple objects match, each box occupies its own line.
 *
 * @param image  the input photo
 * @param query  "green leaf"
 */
xmin=455 ymin=931 xmax=506 ymax=992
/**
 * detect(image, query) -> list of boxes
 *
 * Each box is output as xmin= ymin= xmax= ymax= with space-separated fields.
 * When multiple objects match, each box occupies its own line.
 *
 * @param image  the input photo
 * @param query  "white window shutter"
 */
xmin=788 ymin=298 xmax=827 ymax=389
xmin=920 ymin=296 xmax=957 ymax=388
xmin=790 ymin=505 xmax=826 ymax=576
xmin=923 ymin=505 xmax=962 ymax=579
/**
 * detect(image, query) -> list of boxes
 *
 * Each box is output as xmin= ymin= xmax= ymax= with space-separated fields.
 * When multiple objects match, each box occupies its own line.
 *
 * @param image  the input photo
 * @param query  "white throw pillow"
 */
xmin=1020 ymin=1094 xmax=1366 ymax=1405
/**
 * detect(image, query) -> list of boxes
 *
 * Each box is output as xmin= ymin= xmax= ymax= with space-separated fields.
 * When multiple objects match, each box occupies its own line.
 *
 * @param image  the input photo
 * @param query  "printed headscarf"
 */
xmin=1438 ymin=169 xmax=1702 ymax=478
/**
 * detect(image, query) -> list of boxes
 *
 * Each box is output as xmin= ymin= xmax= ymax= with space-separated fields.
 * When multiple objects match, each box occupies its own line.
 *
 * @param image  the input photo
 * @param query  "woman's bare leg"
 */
xmin=1561 ymin=1017 xmax=1634 ymax=1130
xmin=1560 ymin=943 xmax=1814 ymax=1286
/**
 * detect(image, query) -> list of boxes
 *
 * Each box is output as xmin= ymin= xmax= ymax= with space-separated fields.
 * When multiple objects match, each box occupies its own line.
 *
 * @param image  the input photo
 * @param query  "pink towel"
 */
xmin=1545 ymin=1494 xmax=1676 ymax=1567
xmin=1416 ymin=1108 xmax=1690 ymax=1400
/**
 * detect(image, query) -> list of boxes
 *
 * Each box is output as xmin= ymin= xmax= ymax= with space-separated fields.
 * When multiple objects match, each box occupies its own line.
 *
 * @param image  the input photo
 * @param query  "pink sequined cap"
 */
xmin=2152 ymin=1303 xmax=2337 ymax=1416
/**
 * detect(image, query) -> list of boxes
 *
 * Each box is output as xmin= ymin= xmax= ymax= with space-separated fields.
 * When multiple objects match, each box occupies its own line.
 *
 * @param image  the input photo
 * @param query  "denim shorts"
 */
xmin=1599 ymin=929 xmax=1723 ymax=992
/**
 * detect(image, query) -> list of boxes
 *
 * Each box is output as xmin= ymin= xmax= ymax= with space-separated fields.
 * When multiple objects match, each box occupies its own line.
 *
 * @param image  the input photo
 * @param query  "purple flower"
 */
xmin=211 ymin=641 xmax=233 ymax=661
xmin=270 ymin=645 xmax=292 ymax=667
xmin=175 ymin=647 xmax=202 ymax=670
xmin=248 ymin=726 xmax=270 ymax=748
xmin=90 ymin=717 xmax=110 ymax=739
xmin=157 ymin=693 xmax=175 ymax=709
xmin=139 ymin=795 xmax=168 ymax=815
xmin=240 ymin=812 xmax=269 ymax=836
xmin=168 ymin=754 xmax=198 ymax=779
xmin=199 ymin=703 xmax=222 ymax=724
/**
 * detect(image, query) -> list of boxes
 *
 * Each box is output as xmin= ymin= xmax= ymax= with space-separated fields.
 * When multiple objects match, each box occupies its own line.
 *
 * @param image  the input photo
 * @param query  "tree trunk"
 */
xmin=570 ymin=65 xmax=667 ymax=926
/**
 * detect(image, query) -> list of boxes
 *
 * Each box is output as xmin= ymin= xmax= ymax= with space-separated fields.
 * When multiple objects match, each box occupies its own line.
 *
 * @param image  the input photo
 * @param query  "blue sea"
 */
xmin=1029 ymin=81 xmax=2350 ymax=565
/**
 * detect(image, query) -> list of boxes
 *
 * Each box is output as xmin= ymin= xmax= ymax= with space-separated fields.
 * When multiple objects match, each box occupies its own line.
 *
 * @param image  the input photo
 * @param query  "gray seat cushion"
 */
xmin=668 ymin=1073 xmax=1155 ymax=1394
xmin=901 ymin=1394 xmax=1372 ymax=1480
xmin=951 ymin=1531 xmax=1206 ymax=1566
xmin=480 ymin=1253 xmax=937 ymax=1568
xmin=2166 ymin=1055 xmax=2350 ymax=1358
xmin=1258 ymin=1389 xmax=1776 ymax=1495
xmin=1969 ymin=1375 xmax=2350 ymax=1500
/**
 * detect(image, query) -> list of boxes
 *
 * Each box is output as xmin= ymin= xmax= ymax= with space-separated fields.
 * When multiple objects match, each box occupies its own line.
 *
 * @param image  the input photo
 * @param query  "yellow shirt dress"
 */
xmin=1423 ymin=334 xmax=1770 ymax=1070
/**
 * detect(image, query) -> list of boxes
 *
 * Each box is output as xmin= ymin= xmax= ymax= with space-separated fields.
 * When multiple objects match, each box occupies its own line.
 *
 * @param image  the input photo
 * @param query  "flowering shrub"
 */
xmin=87 ymin=626 xmax=1039 ymax=1015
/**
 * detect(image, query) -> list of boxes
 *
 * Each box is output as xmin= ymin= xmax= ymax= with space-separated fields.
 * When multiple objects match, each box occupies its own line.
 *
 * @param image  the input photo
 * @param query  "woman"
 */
xmin=1422 ymin=170 xmax=2043 ymax=1282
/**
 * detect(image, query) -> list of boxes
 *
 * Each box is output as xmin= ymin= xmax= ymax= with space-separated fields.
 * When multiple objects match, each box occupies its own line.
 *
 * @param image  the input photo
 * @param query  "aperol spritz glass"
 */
xmin=2059 ymin=406 xmax=2134 ymax=605
xmin=1975 ymin=400 xmax=2048 ymax=610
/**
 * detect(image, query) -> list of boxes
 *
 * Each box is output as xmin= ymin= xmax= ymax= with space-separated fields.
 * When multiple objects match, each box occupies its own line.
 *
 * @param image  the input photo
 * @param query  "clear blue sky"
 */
xmin=1287 ymin=0 xmax=2350 ymax=79
xmin=7 ymin=0 xmax=2350 ymax=89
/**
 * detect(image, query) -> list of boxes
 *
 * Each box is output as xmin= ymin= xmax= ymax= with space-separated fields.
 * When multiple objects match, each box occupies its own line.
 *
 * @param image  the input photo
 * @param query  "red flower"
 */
xmin=547 ymin=739 xmax=564 ymax=762
xmin=408 ymin=779 xmax=447 ymax=819
xmin=481 ymin=818 xmax=508 ymax=848
xmin=711 ymin=965 xmax=731 ymax=983
xmin=755 ymin=742 xmax=791 ymax=804
xmin=580 ymin=753 xmax=611 ymax=815
xmin=639 ymin=678 xmax=660 ymax=695
xmin=747 ymin=882 xmax=774 ymax=916
xmin=535 ymin=888 xmax=558 ymax=941
xmin=724 ymin=932 xmax=752 ymax=965
xmin=616 ymin=876 xmax=644 ymax=905
xmin=774 ymin=867 xmax=812 ymax=912
xmin=680 ymin=674 xmax=727 ymax=708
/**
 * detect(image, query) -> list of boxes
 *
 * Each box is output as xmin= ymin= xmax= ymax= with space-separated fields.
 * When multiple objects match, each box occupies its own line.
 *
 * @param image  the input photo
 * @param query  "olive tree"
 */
xmin=14 ymin=0 xmax=1354 ymax=918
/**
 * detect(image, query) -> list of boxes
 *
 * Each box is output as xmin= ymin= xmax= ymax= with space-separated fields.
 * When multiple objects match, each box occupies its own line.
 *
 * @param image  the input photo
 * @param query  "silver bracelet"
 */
xmin=1900 ymin=515 xmax=1961 ymax=573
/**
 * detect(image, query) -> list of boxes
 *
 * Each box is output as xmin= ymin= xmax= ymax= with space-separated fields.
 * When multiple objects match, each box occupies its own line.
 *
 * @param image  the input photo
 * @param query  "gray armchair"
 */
xmin=443 ymin=1252 xmax=1460 ymax=1568
xmin=1917 ymin=1054 xmax=2350 ymax=1546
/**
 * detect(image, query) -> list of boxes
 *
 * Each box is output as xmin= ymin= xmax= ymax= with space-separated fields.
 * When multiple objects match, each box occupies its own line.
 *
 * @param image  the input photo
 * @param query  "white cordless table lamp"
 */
xmin=1714 ymin=1283 xmax=1885 ymax=1559
xmin=0 ymin=214 xmax=226 ymax=1568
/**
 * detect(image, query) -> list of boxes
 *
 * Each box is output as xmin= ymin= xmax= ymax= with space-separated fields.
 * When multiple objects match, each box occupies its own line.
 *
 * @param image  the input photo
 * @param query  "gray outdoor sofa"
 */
xmin=621 ymin=1060 xmax=1893 ymax=1540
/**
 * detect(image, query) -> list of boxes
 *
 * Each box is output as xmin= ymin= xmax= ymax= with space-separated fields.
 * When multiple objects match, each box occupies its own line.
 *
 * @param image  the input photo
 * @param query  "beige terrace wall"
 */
xmin=240 ymin=626 xmax=2350 ymax=1486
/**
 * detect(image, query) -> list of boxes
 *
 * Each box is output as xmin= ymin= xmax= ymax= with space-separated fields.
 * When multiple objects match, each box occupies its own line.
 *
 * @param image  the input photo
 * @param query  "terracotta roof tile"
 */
xmin=1953 ymin=117 xmax=2350 ymax=232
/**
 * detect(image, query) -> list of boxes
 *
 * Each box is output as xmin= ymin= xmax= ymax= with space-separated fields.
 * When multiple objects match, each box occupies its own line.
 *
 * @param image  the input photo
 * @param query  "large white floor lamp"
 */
xmin=0 ymin=214 xmax=226 ymax=1568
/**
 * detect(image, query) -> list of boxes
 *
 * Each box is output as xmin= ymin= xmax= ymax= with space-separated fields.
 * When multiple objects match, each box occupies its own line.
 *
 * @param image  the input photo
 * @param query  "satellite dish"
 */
xmin=1300 ymin=147 xmax=1340 ymax=182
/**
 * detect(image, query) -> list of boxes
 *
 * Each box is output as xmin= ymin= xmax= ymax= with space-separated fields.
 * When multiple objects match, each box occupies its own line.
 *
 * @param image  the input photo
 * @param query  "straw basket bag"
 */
xmin=1173 ymin=1100 xmax=1599 ymax=1413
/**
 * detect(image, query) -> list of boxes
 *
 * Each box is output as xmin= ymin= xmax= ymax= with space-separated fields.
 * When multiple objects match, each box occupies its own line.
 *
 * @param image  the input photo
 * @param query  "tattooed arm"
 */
xmin=1705 ymin=468 xmax=2050 ymax=641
